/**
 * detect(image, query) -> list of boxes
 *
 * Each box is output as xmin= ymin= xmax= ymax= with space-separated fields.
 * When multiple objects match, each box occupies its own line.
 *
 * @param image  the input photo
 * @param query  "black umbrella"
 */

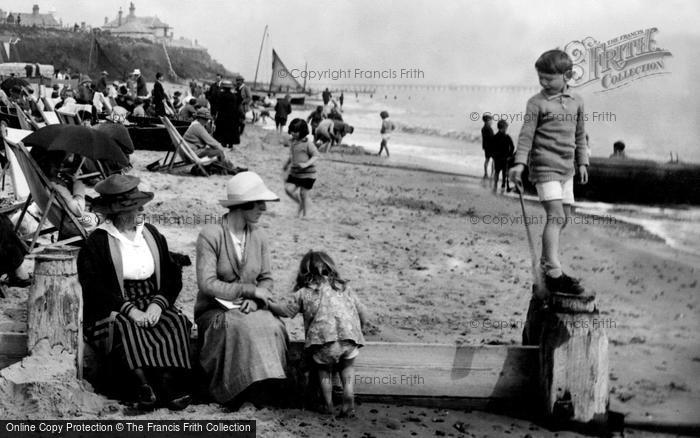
xmin=93 ymin=122 xmax=134 ymax=155
xmin=22 ymin=124 xmax=129 ymax=166
xmin=1 ymin=77 xmax=30 ymax=94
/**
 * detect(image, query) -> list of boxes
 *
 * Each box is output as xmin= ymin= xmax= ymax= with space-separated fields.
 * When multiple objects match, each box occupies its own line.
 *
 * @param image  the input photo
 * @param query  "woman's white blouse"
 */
xmin=98 ymin=222 xmax=155 ymax=280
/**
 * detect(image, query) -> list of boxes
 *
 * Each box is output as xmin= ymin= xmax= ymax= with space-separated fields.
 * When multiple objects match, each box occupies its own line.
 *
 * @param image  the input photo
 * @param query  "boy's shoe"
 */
xmin=545 ymin=273 xmax=585 ymax=295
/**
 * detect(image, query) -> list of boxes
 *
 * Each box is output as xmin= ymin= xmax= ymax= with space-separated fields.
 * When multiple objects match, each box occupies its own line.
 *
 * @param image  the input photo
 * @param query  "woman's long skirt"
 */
xmin=85 ymin=278 xmax=192 ymax=371
xmin=197 ymin=307 xmax=288 ymax=403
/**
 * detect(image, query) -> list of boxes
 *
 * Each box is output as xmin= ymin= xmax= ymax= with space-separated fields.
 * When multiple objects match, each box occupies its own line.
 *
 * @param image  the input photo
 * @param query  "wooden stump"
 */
xmin=27 ymin=246 xmax=83 ymax=379
xmin=540 ymin=291 xmax=609 ymax=423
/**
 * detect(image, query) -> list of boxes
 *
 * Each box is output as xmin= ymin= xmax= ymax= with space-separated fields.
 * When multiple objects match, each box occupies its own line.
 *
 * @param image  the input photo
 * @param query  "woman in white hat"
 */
xmin=77 ymin=174 xmax=193 ymax=410
xmin=195 ymin=171 xmax=288 ymax=405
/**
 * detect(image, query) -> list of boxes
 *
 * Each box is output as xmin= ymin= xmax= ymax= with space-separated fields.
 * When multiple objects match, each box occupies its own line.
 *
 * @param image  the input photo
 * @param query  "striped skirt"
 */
xmin=85 ymin=278 xmax=192 ymax=370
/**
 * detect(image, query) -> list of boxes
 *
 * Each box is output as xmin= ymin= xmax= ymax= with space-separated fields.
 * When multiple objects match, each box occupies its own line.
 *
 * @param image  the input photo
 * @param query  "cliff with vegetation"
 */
xmin=0 ymin=24 xmax=234 ymax=82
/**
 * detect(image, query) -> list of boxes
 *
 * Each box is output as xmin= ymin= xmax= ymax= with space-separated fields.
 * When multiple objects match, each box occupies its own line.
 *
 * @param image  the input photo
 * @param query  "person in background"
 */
xmin=134 ymin=69 xmax=148 ymax=98
xmin=96 ymin=71 xmax=109 ymax=94
xmin=491 ymin=120 xmax=515 ymax=192
xmin=481 ymin=114 xmax=495 ymax=178
xmin=179 ymin=98 xmax=197 ymax=122
xmin=237 ymin=75 xmax=251 ymax=135
xmin=214 ymin=80 xmax=242 ymax=148
xmin=610 ymin=140 xmax=627 ymax=159
xmin=172 ymin=91 xmax=184 ymax=114
xmin=377 ymin=110 xmax=395 ymax=157
xmin=274 ymin=94 xmax=292 ymax=134
xmin=307 ymin=106 xmax=325 ymax=139
xmin=152 ymin=72 xmax=168 ymax=117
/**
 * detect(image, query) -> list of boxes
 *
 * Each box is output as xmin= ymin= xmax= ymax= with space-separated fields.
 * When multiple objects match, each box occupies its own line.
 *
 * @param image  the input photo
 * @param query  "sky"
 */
xmin=1 ymin=0 xmax=698 ymax=86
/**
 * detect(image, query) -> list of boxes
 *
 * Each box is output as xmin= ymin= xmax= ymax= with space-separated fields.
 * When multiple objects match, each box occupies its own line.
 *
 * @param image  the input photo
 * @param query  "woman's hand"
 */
xmin=253 ymin=287 xmax=273 ymax=302
xmin=128 ymin=308 xmax=149 ymax=327
xmin=240 ymin=299 xmax=258 ymax=314
xmin=145 ymin=303 xmax=163 ymax=326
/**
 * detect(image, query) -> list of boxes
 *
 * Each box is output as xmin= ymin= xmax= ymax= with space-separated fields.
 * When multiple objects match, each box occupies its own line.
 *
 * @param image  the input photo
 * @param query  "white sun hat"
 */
xmin=219 ymin=171 xmax=279 ymax=207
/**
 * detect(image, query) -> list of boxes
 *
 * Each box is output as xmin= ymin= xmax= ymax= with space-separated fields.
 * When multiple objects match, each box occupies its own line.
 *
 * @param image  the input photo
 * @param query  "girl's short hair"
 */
xmin=288 ymin=118 xmax=309 ymax=139
xmin=294 ymin=250 xmax=346 ymax=291
xmin=535 ymin=49 xmax=573 ymax=74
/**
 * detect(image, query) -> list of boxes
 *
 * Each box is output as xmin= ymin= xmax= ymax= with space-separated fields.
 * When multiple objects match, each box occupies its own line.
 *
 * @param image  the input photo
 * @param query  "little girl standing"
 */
xmin=268 ymin=251 xmax=367 ymax=417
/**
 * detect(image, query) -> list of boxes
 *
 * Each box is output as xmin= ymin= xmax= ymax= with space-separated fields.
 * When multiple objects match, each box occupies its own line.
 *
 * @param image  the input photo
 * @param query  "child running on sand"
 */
xmin=268 ymin=251 xmax=367 ymax=418
xmin=283 ymin=119 xmax=319 ymax=217
xmin=509 ymin=49 xmax=589 ymax=295
xmin=377 ymin=110 xmax=395 ymax=157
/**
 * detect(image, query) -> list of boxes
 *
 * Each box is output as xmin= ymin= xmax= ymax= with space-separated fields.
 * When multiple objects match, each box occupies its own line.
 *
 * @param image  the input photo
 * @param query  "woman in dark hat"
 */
xmin=213 ymin=80 xmax=242 ymax=148
xmin=77 ymin=174 xmax=192 ymax=410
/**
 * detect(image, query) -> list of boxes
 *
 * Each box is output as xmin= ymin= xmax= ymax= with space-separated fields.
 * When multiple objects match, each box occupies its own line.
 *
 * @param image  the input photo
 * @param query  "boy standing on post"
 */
xmin=509 ymin=49 xmax=589 ymax=295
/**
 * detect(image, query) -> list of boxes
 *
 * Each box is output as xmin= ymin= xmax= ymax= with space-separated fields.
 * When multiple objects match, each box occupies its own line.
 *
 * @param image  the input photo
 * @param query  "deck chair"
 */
xmin=149 ymin=116 xmax=214 ymax=176
xmin=2 ymin=137 xmax=88 ymax=252
xmin=1 ymin=128 xmax=32 ymax=200
xmin=55 ymin=109 xmax=83 ymax=125
xmin=12 ymin=103 xmax=42 ymax=131
xmin=38 ymin=107 xmax=61 ymax=125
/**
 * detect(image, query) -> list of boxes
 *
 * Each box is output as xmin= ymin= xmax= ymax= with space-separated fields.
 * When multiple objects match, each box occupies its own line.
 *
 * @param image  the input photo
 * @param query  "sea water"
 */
xmin=274 ymin=82 xmax=700 ymax=256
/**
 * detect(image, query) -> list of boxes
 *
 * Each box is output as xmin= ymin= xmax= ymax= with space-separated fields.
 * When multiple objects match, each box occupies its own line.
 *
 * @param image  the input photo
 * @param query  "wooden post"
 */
xmin=539 ymin=292 xmax=609 ymax=423
xmin=27 ymin=246 xmax=83 ymax=379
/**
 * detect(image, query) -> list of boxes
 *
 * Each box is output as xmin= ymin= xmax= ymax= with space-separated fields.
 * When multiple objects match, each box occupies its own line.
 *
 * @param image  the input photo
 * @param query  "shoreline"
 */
xmin=1 ymin=125 xmax=698 ymax=433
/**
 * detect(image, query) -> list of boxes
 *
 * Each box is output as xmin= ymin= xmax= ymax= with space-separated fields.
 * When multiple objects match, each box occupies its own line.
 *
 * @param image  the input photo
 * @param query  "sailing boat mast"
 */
xmin=253 ymin=25 xmax=268 ymax=89
xmin=302 ymin=61 xmax=307 ymax=93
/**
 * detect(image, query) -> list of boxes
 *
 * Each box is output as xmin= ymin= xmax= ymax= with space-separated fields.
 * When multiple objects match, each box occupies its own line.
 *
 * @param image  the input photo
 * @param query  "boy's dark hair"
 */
xmin=535 ymin=49 xmax=573 ymax=74
xmin=497 ymin=120 xmax=508 ymax=130
xmin=288 ymin=118 xmax=309 ymax=139
xmin=380 ymin=110 xmax=389 ymax=119
xmin=189 ymin=98 xmax=197 ymax=105
xmin=156 ymin=72 xmax=163 ymax=80
xmin=482 ymin=114 xmax=492 ymax=122
xmin=613 ymin=140 xmax=625 ymax=151
xmin=294 ymin=250 xmax=346 ymax=292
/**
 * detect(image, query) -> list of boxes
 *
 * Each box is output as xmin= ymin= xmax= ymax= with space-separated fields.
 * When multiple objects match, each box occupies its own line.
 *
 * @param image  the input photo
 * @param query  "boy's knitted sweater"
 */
xmin=514 ymin=89 xmax=589 ymax=184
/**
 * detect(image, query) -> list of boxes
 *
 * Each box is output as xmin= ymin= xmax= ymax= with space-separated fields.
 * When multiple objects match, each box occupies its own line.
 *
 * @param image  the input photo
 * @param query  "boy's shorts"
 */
xmin=310 ymin=340 xmax=359 ymax=365
xmin=381 ymin=134 xmax=391 ymax=141
xmin=535 ymin=178 xmax=574 ymax=205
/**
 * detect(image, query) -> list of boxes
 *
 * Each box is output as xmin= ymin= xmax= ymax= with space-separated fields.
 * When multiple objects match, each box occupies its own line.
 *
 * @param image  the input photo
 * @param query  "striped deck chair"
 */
xmin=147 ymin=116 xmax=214 ymax=176
xmin=2 ymin=136 xmax=89 ymax=252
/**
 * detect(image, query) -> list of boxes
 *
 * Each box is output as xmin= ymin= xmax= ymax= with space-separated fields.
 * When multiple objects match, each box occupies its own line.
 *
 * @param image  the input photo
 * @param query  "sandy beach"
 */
xmin=1 ymin=125 xmax=698 ymax=436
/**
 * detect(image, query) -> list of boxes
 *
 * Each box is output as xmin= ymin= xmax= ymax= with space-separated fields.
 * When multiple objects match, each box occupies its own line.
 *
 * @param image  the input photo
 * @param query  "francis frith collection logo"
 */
xmin=565 ymin=28 xmax=672 ymax=92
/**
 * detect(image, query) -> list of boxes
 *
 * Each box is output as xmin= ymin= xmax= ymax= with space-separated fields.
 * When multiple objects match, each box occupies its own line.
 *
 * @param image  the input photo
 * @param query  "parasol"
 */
xmin=22 ymin=124 xmax=129 ymax=166
xmin=1 ymin=77 xmax=30 ymax=94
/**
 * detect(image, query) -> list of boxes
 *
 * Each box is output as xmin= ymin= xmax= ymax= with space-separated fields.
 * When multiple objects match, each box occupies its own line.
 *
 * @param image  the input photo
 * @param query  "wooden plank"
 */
xmin=3 ymin=334 xmax=538 ymax=402
xmin=350 ymin=343 xmax=538 ymax=399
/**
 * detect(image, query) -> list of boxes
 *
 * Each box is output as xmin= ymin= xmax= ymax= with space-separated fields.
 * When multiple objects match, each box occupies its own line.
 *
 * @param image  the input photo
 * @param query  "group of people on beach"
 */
xmin=78 ymin=170 xmax=366 ymax=416
xmin=1 ymin=47 xmax=595 ymax=418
